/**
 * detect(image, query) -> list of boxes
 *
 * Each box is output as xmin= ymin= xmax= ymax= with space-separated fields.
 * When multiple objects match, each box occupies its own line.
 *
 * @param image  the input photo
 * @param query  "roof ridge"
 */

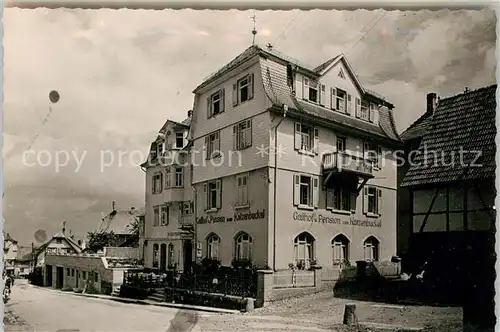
xmin=438 ymin=84 xmax=497 ymax=103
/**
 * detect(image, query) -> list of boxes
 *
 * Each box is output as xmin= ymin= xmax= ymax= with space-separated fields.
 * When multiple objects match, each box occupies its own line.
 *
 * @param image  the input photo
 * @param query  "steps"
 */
xmin=147 ymin=288 xmax=166 ymax=302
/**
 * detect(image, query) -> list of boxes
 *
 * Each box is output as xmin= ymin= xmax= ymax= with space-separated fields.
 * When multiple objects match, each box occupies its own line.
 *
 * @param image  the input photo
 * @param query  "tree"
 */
xmin=125 ymin=216 xmax=141 ymax=247
xmin=85 ymin=231 xmax=120 ymax=253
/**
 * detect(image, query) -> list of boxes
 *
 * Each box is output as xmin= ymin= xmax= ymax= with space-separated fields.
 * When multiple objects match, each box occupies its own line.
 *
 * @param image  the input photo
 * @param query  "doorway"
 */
xmin=183 ymin=240 xmax=193 ymax=273
xmin=56 ymin=267 xmax=64 ymax=289
xmin=46 ymin=265 xmax=53 ymax=287
xmin=160 ymin=244 xmax=167 ymax=271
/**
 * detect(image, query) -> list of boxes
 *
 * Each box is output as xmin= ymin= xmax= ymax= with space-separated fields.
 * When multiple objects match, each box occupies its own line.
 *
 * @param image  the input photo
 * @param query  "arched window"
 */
xmin=294 ymin=232 xmax=315 ymax=267
xmin=332 ymin=234 xmax=350 ymax=265
xmin=207 ymin=234 xmax=220 ymax=260
xmin=363 ymin=236 xmax=380 ymax=262
xmin=167 ymin=244 xmax=175 ymax=268
xmin=235 ymin=232 xmax=252 ymax=261
xmin=152 ymin=244 xmax=159 ymax=268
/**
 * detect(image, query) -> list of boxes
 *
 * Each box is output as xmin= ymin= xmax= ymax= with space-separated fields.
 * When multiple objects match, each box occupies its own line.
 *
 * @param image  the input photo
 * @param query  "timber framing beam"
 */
xmin=473 ymin=183 xmax=496 ymax=230
xmin=419 ymin=187 xmax=440 ymax=233
xmin=323 ymin=171 xmax=334 ymax=187
xmin=357 ymin=178 xmax=369 ymax=195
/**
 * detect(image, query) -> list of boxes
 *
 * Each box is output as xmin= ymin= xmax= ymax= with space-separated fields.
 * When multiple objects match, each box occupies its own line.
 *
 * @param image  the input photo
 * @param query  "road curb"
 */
xmin=28 ymin=283 xmax=240 ymax=314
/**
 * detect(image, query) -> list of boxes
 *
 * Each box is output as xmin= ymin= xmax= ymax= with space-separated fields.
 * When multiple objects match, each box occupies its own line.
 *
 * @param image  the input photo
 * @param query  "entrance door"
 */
xmin=75 ymin=270 xmax=79 ymax=288
xmin=56 ymin=267 xmax=64 ymax=289
xmin=46 ymin=265 xmax=53 ymax=287
xmin=160 ymin=244 xmax=167 ymax=271
xmin=183 ymin=240 xmax=193 ymax=273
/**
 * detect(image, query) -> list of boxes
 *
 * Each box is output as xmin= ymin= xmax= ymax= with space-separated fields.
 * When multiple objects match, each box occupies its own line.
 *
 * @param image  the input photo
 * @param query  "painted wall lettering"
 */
xmin=197 ymin=209 xmax=265 ymax=224
xmin=293 ymin=211 xmax=381 ymax=228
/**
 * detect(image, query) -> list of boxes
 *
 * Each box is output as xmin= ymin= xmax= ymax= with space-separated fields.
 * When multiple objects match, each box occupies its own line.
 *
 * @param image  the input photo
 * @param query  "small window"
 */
xmin=209 ymin=90 xmax=223 ymax=117
xmin=363 ymin=236 xmax=379 ymax=262
xmin=327 ymin=187 xmax=350 ymax=211
xmin=364 ymin=141 xmax=382 ymax=169
xmin=160 ymin=206 xmax=169 ymax=226
xmin=175 ymin=132 xmax=184 ymax=149
xmin=299 ymin=175 xmax=312 ymax=206
xmin=153 ymin=207 xmax=160 ymax=226
xmin=235 ymin=233 xmax=253 ymax=261
xmin=174 ymin=167 xmax=184 ymax=187
xmin=308 ymin=81 xmax=318 ymax=103
xmin=208 ymin=181 xmax=218 ymax=210
xmin=67 ymin=268 xmax=71 ymax=277
xmin=82 ymin=271 xmax=87 ymax=279
xmin=336 ymin=137 xmax=346 ymax=153
xmin=336 ymin=89 xmax=346 ymax=112
xmin=236 ymin=173 xmax=249 ymax=207
xmin=167 ymin=244 xmax=175 ymax=268
xmin=300 ymin=124 xmax=314 ymax=152
xmin=367 ymin=187 xmax=378 ymax=214
xmin=206 ymin=131 xmax=221 ymax=159
xmin=233 ymin=119 xmax=252 ymax=150
xmin=360 ymin=100 xmax=369 ymax=121
xmin=153 ymin=244 xmax=159 ymax=268
xmin=94 ymin=273 xmax=99 ymax=282
xmin=332 ymin=235 xmax=350 ymax=265
xmin=71 ymin=269 xmax=75 ymax=277
xmin=234 ymin=74 xmax=254 ymax=106
xmin=152 ymin=173 xmax=163 ymax=194
xmin=207 ymin=234 xmax=220 ymax=259
xmin=183 ymin=202 xmax=192 ymax=215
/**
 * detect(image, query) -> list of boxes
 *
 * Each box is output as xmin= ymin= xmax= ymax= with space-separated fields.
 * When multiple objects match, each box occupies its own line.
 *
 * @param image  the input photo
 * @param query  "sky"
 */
xmin=3 ymin=8 xmax=496 ymax=245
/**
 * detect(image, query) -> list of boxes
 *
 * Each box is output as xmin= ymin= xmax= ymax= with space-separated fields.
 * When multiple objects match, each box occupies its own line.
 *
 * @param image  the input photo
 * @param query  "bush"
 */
xmin=202 ymin=258 xmax=221 ymax=274
xmin=28 ymin=267 xmax=44 ymax=286
xmin=119 ymin=284 xmax=152 ymax=300
xmin=164 ymin=289 xmax=249 ymax=311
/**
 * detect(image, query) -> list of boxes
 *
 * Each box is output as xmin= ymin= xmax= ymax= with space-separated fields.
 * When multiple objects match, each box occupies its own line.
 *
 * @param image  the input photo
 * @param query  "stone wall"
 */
xmin=103 ymin=247 xmax=139 ymax=259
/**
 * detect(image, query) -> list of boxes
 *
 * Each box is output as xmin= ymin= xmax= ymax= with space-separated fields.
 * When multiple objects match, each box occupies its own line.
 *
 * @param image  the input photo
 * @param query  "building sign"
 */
xmin=196 ymin=209 xmax=266 ymax=224
xmin=293 ymin=211 xmax=382 ymax=228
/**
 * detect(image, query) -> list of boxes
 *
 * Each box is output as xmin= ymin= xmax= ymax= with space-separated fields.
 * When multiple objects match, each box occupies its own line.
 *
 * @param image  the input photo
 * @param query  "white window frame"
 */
xmin=235 ymin=233 xmax=252 ymax=261
xmin=308 ymin=81 xmax=319 ymax=103
xmin=327 ymin=187 xmax=351 ymax=212
xmin=293 ymin=173 xmax=319 ymax=209
xmin=205 ymin=180 xmax=221 ymax=211
xmin=367 ymin=187 xmax=378 ymax=215
xmin=363 ymin=237 xmax=379 ymax=262
xmin=238 ymin=76 xmax=250 ymax=103
xmin=207 ymin=234 xmax=220 ymax=260
xmin=182 ymin=202 xmax=193 ymax=215
xmin=360 ymin=100 xmax=369 ymax=121
xmin=160 ymin=205 xmax=169 ymax=226
xmin=174 ymin=167 xmax=184 ymax=187
xmin=332 ymin=235 xmax=349 ymax=265
xmin=208 ymin=89 xmax=224 ymax=117
xmin=335 ymin=89 xmax=346 ymax=112
xmin=299 ymin=175 xmax=312 ymax=207
xmin=205 ymin=131 xmax=221 ymax=159
xmin=165 ymin=168 xmax=171 ymax=188
xmin=363 ymin=141 xmax=382 ymax=169
xmin=236 ymin=173 xmax=249 ymax=207
xmin=336 ymin=136 xmax=346 ymax=153
xmin=233 ymin=119 xmax=252 ymax=150
xmin=293 ymin=233 xmax=314 ymax=266
xmin=175 ymin=132 xmax=184 ymax=149
xmin=153 ymin=206 xmax=160 ymax=226
xmin=152 ymin=173 xmax=162 ymax=194
xmin=167 ymin=243 xmax=175 ymax=267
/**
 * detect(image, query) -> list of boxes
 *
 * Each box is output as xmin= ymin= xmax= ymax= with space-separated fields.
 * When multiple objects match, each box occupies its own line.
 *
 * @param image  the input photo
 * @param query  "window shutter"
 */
xmin=216 ymin=179 xmax=222 ymax=209
xmin=326 ymin=189 xmax=333 ymax=210
xmin=221 ymin=89 xmax=226 ymax=112
xmin=203 ymin=183 xmax=207 ymax=211
xmin=247 ymin=119 xmax=252 ymax=146
xmin=295 ymin=75 xmax=303 ymax=99
xmin=346 ymin=94 xmax=352 ymax=115
xmin=363 ymin=187 xmax=368 ymax=214
xmin=313 ymin=128 xmax=319 ymax=155
xmin=159 ymin=173 xmax=163 ymax=192
xmin=233 ymin=125 xmax=238 ymax=150
xmin=232 ymin=84 xmax=238 ymax=107
xmin=377 ymin=189 xmax=382 ymax=216
xmin=369 ymin=103 xmax=375 ymax=122
xmin=294 ymin=122 xmax=301 ymax=150
xmin=313 ymin=176 xmax=319 ymax=208
xmin=363 ymin=141 xmax=370 ymax=160
xmin=331 ymin=88 xmax=336 ymax=110
xmin=319 ymin=84 xmax=326 ymax=106
xmin=350 ymin=189 xmax=357 ymax=213
xmin=355 ymin=98 xmax=361 ymax=118
xmin=207 ymin=97 xmax=211 ymax=118
xmin=215 ymin=131 xmax=220 ymax=151
xmin=248 ymin=73 xmax=254 ymax=100
xmin=293 ymin=174 xmax=300 ymax=206
xmin=377 ymin=146 xmax=383 ymax=169
xmin=205 ymin=136 xmax=210 ymax=156
xmin=152 ymin=177 xmax=156 ymax=194
xmin=303 ymin=78 xmax=309 ymax=100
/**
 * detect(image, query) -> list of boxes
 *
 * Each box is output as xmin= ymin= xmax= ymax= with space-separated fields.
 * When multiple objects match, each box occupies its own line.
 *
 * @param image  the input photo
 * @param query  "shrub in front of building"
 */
xmin=28 ymin=267 xmax=43 ymax=286
xmin=164 ymin=289 xmax=250 ymax=311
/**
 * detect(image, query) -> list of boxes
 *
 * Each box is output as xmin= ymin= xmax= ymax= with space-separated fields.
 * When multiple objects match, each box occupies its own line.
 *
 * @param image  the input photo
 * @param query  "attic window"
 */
xmin=56 ymin=239 xmax=62 ymax=244
xmin=175 ymin=132 xmax=184 ymax=149
xmin=338 ymin=69 xmax=345 ymax=79
xmin=308 ymin=81 xmax=318 ymax=103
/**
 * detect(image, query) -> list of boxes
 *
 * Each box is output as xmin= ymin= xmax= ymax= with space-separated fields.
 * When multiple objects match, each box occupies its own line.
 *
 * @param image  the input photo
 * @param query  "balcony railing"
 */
xmin=322 ymin=152 xmax=373 ymax=177
xmin=179 ymin=214 xmax=194 ymax=227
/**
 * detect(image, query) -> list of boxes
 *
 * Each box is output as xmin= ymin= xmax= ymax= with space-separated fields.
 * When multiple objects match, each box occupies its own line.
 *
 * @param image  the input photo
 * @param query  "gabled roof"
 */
xmin=401 ymin=84 xmax=497 ymax=187
xmin=36 ymin=233 xmax=82 ymax=256
xmin=400 ymin=111 xmax=433 ymax=142
xmin=3 ymin=232 xmax=17 ymax=244
xmin=258 ymin=54 xmax=401 ymax=144
xmin=99 ymin=207 xmax=144 ymax=235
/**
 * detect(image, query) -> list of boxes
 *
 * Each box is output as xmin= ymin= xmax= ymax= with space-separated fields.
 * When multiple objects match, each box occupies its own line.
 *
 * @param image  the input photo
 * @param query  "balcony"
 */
xmin=322 ymin=152 xmax=374 ymax=179
xmin=179 ymin=214 xmax=194 ymax=228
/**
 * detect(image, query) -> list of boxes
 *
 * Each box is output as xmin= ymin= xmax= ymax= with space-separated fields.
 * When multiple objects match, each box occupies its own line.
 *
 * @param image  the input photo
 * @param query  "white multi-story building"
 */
xmin=142 ymin=45 xmax=401 ymax=276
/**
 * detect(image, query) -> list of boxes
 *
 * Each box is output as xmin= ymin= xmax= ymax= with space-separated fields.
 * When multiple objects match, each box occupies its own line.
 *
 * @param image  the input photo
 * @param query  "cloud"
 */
xmin=4 ymin=8 xmax=495 ymax=244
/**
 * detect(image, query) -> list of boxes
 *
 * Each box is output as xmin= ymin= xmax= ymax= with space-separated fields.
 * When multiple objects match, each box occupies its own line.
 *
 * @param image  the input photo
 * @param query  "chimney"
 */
xmin=187 ymin=110 xmax=193 ymax=118
xmin=426 ymin=93 xmax=437 ymax=115
xmin=464 ymin=87 xmax=469 ymax=93
xmin=130 ymin=206 xmax=136 ymax=214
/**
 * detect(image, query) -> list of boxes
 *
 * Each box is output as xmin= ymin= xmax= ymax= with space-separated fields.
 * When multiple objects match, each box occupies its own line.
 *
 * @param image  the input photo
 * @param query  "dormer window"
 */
xmin=360 ymin=100 xmax=369 ymax=121
xmin=233 ymin=74 xmax=254 ymax=106
xmin=308 ymin=81 xmax=318 ymax=103
xmin=175 ymin=132 xmax=184 ymax=149
xmin=336 ymin=89 xmax=346 ymax=112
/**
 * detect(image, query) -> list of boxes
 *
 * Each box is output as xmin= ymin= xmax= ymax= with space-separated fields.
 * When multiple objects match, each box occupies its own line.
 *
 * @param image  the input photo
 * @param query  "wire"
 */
xmin=273 ymin=11 xmax=307 ymax=47
xmin=26 ymin=104 xmax=54 ymax=150
xmin=349 ymin=12 xmax=387 ymax=54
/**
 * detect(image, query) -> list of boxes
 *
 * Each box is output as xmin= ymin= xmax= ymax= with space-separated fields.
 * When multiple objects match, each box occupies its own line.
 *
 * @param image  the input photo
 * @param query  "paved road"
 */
xmin=5 ymin=280 xmax=334 ymax=332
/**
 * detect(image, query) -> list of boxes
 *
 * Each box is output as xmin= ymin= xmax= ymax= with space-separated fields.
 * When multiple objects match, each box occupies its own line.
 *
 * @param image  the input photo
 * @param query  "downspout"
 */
xmin=272 ymin=106 xmax=287 ymax=271
xmin=190 ymin=163 xmax=198 ymax=266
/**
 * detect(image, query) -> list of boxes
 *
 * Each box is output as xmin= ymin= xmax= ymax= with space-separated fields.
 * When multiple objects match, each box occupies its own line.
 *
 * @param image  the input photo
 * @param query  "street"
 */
xmin=4 ymin=280 xmax=336 ymax=332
